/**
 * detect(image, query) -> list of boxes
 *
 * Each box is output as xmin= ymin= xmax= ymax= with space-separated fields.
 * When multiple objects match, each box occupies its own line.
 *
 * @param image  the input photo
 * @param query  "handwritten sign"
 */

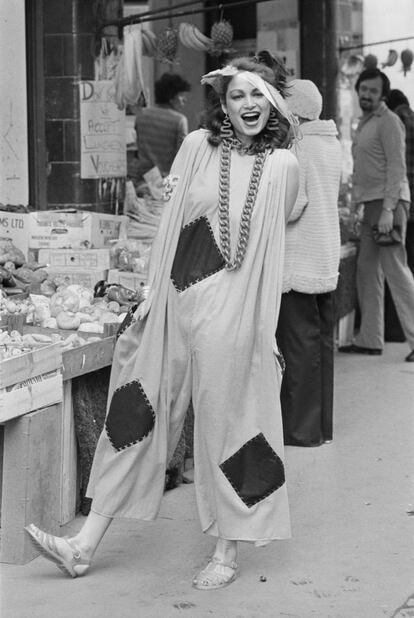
xmin=79 ymin=81 xmax=126 ymax=179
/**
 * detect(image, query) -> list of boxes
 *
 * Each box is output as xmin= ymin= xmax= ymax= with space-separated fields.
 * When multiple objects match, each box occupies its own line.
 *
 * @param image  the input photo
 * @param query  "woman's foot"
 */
xmin=193 ymin=539 xmax=238 ymax=590
xmin=24 ymin=524 xmax=91 ymax=578
xmin=193 ymin=556 xmax=238 ymax=590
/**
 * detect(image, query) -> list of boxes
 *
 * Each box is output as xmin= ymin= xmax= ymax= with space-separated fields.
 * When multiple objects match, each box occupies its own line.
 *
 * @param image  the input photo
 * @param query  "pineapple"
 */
xmin=210 ymin=19 xmax=233 ymax=55
xmin=157 ymin=28 xmax=179 ymax=63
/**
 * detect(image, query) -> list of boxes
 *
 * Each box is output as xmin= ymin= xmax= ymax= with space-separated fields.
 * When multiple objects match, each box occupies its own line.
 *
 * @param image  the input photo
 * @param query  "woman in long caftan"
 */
xmin=25 ymin=53 xmax=299 ymax=590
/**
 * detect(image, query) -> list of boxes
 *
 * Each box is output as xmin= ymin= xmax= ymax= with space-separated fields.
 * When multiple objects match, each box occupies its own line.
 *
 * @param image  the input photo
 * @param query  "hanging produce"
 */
xmin=401 ymin=48 xmax=413 ymax=75
xmin=178 ymin=23 xmax=212 ymax=52
xmin=141 ymin=27 xmax=158 ymax=57
xmin=381 ymin=49 xmax=398 ymax=68
xmin=363 ymin=54 xmax=378 ymax=70
xmin=157 ymin=27 xmax=179 ymax=63
xmin=94 ymin=37 xmax=120 ymax=80
xmin=113 ymin=25 xmax=145 ymax=110
xmin=340 ymin=54 xmax=363 ymax=77
xmin=210 ymin=19 xmax=234 ymax=55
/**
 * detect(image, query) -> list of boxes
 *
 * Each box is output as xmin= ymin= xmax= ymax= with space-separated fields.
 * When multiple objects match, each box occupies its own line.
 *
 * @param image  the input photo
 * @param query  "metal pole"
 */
xmin=98 ymin=0 xmax=274 ymax=32
xmin=339 ymin=35 xmax=414 ymax=54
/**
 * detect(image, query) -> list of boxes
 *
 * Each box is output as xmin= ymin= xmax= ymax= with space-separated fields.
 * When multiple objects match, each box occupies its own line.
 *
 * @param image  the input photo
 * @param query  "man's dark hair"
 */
xmin=154 ymin=73 xmax=191 ymax=104
xmin=354 ymin=68 xmax=391 ymax=98
xmin=387 ymin=88 xmax=410 ymax=110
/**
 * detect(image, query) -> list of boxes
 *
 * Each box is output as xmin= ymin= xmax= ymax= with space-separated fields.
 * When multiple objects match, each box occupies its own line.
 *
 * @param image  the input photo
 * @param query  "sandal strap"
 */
xmin=62 ymin=536 xmax=85 ymax=563
xmin=211 ymin=556 xmax=238 ymax=570
xmin=193 ymin=556 xmax=238 ymax=590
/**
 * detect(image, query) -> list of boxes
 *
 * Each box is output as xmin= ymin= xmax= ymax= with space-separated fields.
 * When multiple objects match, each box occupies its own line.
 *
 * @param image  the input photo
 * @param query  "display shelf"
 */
xmin=0 ymin=343 xmax=63 ymax=423
xmin=62 ymin=335 xmax=116 ymax=380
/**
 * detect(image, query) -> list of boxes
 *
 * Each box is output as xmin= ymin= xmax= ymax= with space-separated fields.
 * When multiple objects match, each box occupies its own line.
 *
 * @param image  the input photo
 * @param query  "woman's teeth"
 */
xmin=242 ymin=113 xmax=260 ymax=123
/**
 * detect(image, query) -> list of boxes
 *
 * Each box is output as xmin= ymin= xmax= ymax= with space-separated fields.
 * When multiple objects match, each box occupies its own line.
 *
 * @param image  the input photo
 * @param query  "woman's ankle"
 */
xmin=70 ymin=511 xmax=112 ymax=560
xmin=69 ymin=536 xmax=94 ymax=560
xmin=213 ymin=539 xmax=238 ymax=563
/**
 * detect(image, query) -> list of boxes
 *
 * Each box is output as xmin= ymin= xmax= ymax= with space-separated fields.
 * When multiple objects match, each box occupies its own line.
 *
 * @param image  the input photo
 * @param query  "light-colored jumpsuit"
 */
xmin=87 ymin=129 xmax=295 ymax=544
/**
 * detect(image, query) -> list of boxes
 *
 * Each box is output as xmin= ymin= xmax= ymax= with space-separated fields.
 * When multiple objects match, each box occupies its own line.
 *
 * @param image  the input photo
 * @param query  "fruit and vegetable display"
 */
xmin=0 ymin=279 xmax=144 ymax=334
xmin=0 ymin=328 xmax=101 ymax=359
xmin=0 ymin=239 xmax=48 ymax=292
xmin=123 ymin=180 xmax=161 ymax=247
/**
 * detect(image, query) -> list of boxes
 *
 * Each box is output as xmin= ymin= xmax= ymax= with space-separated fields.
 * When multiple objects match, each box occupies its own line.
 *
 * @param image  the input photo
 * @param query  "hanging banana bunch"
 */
xmin=178 ymin=23 xmax=212 ymax=52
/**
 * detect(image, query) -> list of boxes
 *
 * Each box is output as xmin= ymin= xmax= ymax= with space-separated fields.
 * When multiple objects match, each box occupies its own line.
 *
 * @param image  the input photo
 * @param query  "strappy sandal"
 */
xmin=24 ymin=523 xmax=90 ymax=578
xmin=192 ymin=556 xmax=238 ymax=590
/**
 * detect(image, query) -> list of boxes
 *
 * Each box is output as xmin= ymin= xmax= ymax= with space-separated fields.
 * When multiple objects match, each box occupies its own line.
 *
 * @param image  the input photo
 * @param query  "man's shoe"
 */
xmin=338 ymin=344 xmax=382 ymax=356
xmin=405 ymin=350 xmax=414 ymax=362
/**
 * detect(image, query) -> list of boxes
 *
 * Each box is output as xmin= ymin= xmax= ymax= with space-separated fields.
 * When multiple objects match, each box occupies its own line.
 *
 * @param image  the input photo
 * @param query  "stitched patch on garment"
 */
xmin=219 ymin=433 xmax=285 ymax=508
xmin=105 ymin=380 xmax=155 ymax=451
xmin=171 ymin=216 xmax=225 ymax=292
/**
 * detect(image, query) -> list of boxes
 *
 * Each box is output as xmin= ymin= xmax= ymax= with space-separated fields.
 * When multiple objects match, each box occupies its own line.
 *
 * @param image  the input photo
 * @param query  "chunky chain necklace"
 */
xmin=218 ymin=138 xmax=267 ymax=271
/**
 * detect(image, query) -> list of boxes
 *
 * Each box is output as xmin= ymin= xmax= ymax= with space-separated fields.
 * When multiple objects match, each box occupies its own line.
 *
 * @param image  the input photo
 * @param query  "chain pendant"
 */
xmin=218 ymin=139 xmax=267 ymax=271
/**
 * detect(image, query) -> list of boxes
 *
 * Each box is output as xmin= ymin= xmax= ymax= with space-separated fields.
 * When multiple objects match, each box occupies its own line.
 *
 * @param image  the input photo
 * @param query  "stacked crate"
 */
xmin=0 ymin=343 xmax=63 ymax=564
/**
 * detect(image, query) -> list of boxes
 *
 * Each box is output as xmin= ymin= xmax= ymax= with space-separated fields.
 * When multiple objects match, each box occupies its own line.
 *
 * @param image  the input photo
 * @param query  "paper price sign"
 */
xmin=79 ymin=80 xmax=126 ymax=179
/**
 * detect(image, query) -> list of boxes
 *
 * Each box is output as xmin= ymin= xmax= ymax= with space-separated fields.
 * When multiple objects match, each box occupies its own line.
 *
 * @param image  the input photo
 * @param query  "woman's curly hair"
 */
xmin=203 ymin=51 xmax=293 ymax=152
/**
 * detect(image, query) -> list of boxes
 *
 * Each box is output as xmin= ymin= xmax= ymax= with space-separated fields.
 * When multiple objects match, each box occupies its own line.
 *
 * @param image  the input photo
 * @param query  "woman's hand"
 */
xmin=134 ymin=285 xmax=152 ymax=320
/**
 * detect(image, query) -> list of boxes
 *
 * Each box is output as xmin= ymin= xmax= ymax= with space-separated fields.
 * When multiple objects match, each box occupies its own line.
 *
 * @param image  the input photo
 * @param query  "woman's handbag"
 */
xmin=371 ymin=224 xmax=402 ymax=246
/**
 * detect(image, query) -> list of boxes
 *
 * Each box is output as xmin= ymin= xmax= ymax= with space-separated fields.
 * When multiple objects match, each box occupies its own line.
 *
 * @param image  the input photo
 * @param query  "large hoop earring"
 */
xmin=267 ymin=108 xmax=279 ymax=132
xmin=220 ymin=113 xmax=234 ymax=139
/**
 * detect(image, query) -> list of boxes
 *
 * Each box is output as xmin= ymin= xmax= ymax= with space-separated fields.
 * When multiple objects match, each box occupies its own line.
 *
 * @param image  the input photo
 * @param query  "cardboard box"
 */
xmin=38 ymin=248 xmax=111 ymax=270
xmin=0 ymin=210 xmax=29 ymax=258
xmin=28 ymin=211 xmax=128 ymax=250
xmin=107 ymin=269 xmax=147 ymax=291
xmin=45 ymin=267 xmax=108 ymax=288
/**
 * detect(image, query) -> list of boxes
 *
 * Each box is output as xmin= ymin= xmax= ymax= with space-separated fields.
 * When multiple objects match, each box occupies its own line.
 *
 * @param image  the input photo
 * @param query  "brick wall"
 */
xmin=43 ymin=0 xmax=121 ymax=212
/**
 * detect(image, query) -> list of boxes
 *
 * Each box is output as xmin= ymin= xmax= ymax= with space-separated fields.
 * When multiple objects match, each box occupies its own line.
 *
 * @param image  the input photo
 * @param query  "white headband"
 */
xmin=201 ymin=66 xmax=298 ymax=127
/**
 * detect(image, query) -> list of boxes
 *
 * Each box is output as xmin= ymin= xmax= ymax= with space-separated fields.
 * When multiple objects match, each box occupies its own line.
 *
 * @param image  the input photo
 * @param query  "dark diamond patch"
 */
xmin=105 ymin=380 xmax=155 ymax=451
xmin=171 ymin=216 xmax=225 ymax=292
xmin=219 ymin=433 xmax=285 ymax=508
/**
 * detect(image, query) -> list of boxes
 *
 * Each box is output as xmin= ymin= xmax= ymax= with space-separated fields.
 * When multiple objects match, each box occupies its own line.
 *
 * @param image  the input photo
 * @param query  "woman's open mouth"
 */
xmin=241 ymin=112 xmax=261 ymax=125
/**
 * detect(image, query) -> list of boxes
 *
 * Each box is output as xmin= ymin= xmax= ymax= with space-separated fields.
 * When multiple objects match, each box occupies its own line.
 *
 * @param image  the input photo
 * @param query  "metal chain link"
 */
xmin=218 ymin=139 xmax=267 ymax=271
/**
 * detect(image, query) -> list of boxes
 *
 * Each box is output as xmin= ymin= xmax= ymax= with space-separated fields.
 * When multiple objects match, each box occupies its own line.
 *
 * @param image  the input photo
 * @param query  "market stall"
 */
xmin=0 ymin=203 xmax=148 ymax=564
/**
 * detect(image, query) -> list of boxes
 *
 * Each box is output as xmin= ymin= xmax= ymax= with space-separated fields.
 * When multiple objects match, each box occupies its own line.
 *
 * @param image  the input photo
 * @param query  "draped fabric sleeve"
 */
xmin=142 ymin=129 xmax=212 ymax=315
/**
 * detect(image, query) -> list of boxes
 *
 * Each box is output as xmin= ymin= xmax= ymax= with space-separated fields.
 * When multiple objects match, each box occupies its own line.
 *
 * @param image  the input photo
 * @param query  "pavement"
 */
xmin=1 ymin=343 xmax=414 ymax=618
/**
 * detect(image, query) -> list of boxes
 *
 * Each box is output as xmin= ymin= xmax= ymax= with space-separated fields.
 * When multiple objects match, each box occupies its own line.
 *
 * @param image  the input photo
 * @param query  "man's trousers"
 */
xmin=355 ymin=200 xmax=414 ymax=351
